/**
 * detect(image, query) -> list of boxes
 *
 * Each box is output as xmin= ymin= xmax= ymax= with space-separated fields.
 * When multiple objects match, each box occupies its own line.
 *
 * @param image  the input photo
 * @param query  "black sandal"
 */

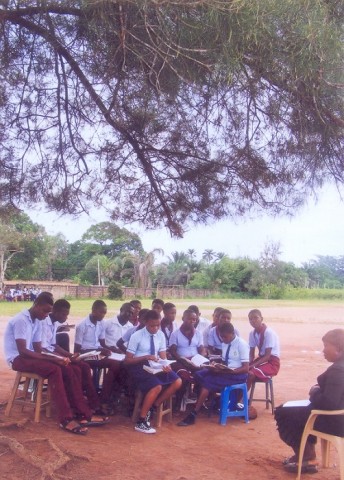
xmin=78 ymin=415 xmax=109 ymax=427
xmin=284 ymin=461 xmax=318 ymax=474
xmin=60 ymin=419 xmax=88 ymax=435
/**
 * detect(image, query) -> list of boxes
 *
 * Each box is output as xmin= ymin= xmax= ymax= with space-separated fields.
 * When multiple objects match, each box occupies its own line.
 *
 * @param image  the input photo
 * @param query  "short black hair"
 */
xmin=144 ymin=309 xmax=161 ymax=322
xmin=152 ymin=298 xmax=164 ymax=307
xmin=163 ymin=302 xmax=176 ymax=312
xmin=53 ymin=299 xmax=71 ymax=311
xmin=188 ymin=304 xmax=200 ymax=315
xmin=130 ymin=299 xmax=142 ymax=307
xmin=219 ymin=322 xmax=234 ymax=336
xmin=34 ymin=292 xmax=54 ymax=306
xmin=92 ymin=299 xmax=107 ymax=310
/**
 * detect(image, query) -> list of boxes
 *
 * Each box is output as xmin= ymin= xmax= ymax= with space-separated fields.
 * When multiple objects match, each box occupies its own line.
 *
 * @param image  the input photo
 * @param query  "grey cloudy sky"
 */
xmin=28 ymin=183 xmax=344 ymax=266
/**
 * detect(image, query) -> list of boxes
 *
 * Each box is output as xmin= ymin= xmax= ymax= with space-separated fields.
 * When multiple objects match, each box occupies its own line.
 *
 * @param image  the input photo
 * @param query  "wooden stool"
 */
xmin=5 ymin=371 xmax=51 ymax=422
xmin=249 ymin=377 xmax=275 ymax=413
xmin=131 ymin=390 xmax=173 ymax=427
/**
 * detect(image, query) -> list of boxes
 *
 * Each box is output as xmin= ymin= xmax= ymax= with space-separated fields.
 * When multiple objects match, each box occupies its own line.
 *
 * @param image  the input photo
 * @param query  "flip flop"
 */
xmin=282 ymin=455 xmax=297 ymax=465
xmin=60 ymin=419 xmax=88 ymax=435
xmin=79 ymin=415 xmax=109 ymax=427
xmin=284 ymin=460 xmax=318 ymax=474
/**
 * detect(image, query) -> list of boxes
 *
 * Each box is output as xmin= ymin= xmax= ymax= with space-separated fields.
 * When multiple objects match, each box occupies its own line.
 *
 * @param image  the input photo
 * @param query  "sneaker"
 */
xmin=145 ymin=409 xmax=152 ymax=426
xmin=177 ymin=412 xmax=196 ymax=426
xmin=236 ymin=403 xmax=244 ymax=410
xmin=134 ymin=420 xmax=156 ymax=434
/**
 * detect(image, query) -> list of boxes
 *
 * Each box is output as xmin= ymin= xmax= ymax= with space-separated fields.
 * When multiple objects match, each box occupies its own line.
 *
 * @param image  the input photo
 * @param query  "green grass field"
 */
xmin=0 ymin=297 xmax=343 ymax=319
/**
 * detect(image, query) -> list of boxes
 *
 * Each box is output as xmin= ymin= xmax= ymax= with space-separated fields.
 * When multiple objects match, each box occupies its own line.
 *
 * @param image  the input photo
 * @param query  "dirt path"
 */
xmin=0 ymin=304 xmax=342 ymax=480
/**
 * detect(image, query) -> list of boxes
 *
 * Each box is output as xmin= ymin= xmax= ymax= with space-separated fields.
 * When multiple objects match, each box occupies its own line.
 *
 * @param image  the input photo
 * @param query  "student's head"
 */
xmin=91 ymin=300 xmax=107 ymax=322
xmin=31 ymin=292 xmax=54 ymax=320
xmin=218 ymin=309 xmax=232 ymax=325
xmin=322 ymin=329 xmax=344 ymax=362
xmin=219 ymin=322 xmax=235 ymax=344
xmin=182 ymin=309 xmax=197 ymax=328
xmin=188 ymin=305 xmax=200 ymax=317
xmin=130 ymin=299 xmax=142 ymax=317
xmin=119 ymin=302 xmax=134 ymax=322
xmin=162 ymin=302 xmax=177 ymax=322
xmin=151 ymin=298 xmax=164 ymax=314
xmin=212 ymin=307 xmax=224 ymax=325
xmin=145 ymin=309 xmax=161 ymax=335
xmin=52 ymin=299 xmax=71 ymax=323
xmin=138 ymin=308 xmax=150 ymax=325
xmin=248 ymin=309 xmax=263 ymax=329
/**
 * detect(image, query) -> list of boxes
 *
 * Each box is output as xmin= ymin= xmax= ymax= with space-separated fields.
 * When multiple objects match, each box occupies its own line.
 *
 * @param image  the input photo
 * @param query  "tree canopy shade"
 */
xmin=1 ymin=1 xmax=343 ymax=236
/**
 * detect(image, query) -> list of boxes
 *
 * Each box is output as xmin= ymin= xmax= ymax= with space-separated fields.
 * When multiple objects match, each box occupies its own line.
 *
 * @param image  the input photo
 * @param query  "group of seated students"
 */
xmin=4 ymin=293 xmax=280 ymax=436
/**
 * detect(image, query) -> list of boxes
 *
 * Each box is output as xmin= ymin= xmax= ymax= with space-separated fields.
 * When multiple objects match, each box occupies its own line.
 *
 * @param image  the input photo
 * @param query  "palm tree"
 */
xmin=122 ymin=249 xmax=164 ymax=288
xmin=202 ymin=249 xmax=215 ymax=264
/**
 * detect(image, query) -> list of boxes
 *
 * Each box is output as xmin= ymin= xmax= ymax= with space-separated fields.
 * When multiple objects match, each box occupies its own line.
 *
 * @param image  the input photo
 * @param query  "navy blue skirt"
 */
xmin=194 ymin=369 xmax=248 ymax=392
xmin=127 ymin=363 xmax=179 ymax=395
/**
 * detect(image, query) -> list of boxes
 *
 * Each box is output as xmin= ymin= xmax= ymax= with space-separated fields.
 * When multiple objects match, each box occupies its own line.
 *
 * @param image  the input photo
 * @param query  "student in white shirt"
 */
xmin=124 ymin=309 xmax=182 ymax=434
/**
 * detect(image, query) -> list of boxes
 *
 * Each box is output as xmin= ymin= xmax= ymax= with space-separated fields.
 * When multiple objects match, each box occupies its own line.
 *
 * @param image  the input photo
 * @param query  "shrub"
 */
xmin=107 ymin=281 xmax=123 ymax=300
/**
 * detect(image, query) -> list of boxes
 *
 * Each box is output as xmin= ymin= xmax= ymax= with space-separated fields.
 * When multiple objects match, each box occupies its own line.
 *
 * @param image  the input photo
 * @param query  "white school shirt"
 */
xmin=4 ymin=309 xmax=42 ymax=365
xmin=221 ymin=335 xmax=250 ymax=369
xmin=122 ymin=325 xmax=141 ymax=343
xmin=105 ymin=316 xmax=132 ymax=347
xmin=208 ymin=325 xmax=240 ymax=350
xmin=249 ymin=327 xmax=280 ymax=358
xmin=161 ymin=320 xmax=178 ymax=347
xmin=75 ymin=315 xmax=105 ymax=349
xmin=127 ymin=327 xmax=166 ymax=357
xmin=41 ymin=316 xmax=58 ymax=352
xmin=195 ymin=316 xmax=211 ymax=335
xmin=169 ymin=328 xmax=203 ymax=357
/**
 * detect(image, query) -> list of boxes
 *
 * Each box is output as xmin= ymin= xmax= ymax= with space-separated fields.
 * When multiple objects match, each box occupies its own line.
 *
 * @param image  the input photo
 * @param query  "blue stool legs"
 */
xmin=220 ymin=383 xmax=249 ymax=425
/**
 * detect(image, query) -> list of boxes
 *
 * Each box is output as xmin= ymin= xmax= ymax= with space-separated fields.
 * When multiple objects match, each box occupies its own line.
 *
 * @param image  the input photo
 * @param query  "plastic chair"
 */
xmin=297 ymin=409 xmax=344 ymax=480
xmin=249 ymin=377 xmax=275 ymax=413
xmin=5 ymin=371 xmax=51 ymax=423
xmin=219 ymin=383 xmax=249 ymax=425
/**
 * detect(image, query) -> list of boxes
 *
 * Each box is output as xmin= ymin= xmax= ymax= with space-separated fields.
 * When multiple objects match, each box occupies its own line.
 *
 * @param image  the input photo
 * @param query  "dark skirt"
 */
xmin=127 ymin=363 xmax=179 ymax=395
xmin=194 ymin=369 xmax=248 ymax=392
xmin=275 ymin=403 xmax=344 ymax=449
xmin=275 ymin=404 xmax=314 ymax=449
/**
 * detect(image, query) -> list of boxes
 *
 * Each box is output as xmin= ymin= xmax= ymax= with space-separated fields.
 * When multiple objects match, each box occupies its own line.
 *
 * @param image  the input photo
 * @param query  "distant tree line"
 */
xmin=1 ymin=211 xmax=343 ymax=298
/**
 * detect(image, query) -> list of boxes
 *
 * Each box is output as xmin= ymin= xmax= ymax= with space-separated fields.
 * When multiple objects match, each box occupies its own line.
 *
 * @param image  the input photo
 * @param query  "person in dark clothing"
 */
xmin=275 ymin=328 xmax=344 ymax=474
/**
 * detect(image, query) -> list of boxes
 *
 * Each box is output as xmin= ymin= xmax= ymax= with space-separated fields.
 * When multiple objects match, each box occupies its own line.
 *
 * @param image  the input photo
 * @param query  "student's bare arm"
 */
xmin=124 ymin=351 xmax=157 ymax=365
xmin=251 ymin=347 xmax=272 ymax=367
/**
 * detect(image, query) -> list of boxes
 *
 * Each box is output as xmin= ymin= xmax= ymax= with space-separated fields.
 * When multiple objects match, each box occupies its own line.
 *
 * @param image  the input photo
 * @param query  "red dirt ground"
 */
xmin=0 ymin=304 xmax=343 ymax=480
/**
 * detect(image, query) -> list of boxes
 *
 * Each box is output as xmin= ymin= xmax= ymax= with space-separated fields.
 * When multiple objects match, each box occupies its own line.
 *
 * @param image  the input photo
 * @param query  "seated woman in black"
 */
xmin=275 ymin=328 xmax=344 ymax=474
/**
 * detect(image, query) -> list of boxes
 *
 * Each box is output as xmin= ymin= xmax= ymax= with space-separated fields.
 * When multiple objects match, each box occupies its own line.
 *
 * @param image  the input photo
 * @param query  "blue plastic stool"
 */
xmin=219 ymin=383 xmax=249 ymax=425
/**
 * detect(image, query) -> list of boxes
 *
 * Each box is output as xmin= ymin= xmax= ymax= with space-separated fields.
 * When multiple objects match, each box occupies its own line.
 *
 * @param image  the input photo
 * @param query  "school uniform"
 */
xmin=105 ymin=316 xmax=132 ymax=348
xmin=160 ymin=319 xmax=178 ymax=347
xmin=41 ymin=316 xmax=99 ymax=412
xmin=169 ymin=328 xmax=203 ymax=358
xmin=208 ymin=325 xmax=240 ymax=352
xmin=195 ymin=316 xmax=211 ymax=335
xmin=75 ymin=315 xmax=121 ymax=404
xmin=126 ymin=327 xmax=179 ymax=394
xmin=249 ymin=326 xmax=280 ymax=379
xmin=4 ymin=309 xmax=74 ymax=423
xmin=194 ymin=335 xmax=249 ymax=391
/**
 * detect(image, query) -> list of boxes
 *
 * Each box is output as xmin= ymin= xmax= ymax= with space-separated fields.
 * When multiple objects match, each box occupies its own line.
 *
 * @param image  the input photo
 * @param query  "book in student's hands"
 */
xmin=109 ymin=352 xmax=125 ymax=361
xmin=143 ymin=358 xmax=175 ymax=374
xmin=203 ymin=362 xmax=234 ymax=371
xmin=78 ymin=350 xmax=102 ymax=361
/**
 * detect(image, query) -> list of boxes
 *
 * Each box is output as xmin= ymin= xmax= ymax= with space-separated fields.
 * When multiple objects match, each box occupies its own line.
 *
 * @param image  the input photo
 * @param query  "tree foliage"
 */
xmin=0 ymin=1 xmax=343 ymax=235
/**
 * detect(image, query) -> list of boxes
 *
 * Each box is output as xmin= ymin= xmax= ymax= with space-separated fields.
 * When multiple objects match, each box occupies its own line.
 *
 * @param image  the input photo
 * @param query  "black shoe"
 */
xmin=177 ymin=412 xmax=196 ymax=426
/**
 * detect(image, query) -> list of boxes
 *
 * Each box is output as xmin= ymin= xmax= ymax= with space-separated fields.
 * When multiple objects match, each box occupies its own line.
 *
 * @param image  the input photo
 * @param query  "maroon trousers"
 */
xmin=12 ymin=356 xmax=73 ymax=423
xmin=85 ymin=358 xmax=121 ymax=403
xmin=12 ymin=357 xmax=96 ymax=422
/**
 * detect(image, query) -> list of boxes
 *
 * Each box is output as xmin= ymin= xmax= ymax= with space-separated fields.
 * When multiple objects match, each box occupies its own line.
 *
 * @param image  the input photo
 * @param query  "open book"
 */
xmin=143 ymin=358 xmax=175 ymax=374
xmin=178 ymin=354 xmax=209 ymax=369
xmin=202 ymin=362 xmax=235 ymax=372
xmin=78 ymin=350 xmax=102 ymax=361
xmin=109 ymin=352 xmax=125 ymax=362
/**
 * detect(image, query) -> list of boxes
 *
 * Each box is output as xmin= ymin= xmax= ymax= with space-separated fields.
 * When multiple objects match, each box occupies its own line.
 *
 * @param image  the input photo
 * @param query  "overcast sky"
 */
xmin=27 ymin=183 xmax=344 ymax=266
